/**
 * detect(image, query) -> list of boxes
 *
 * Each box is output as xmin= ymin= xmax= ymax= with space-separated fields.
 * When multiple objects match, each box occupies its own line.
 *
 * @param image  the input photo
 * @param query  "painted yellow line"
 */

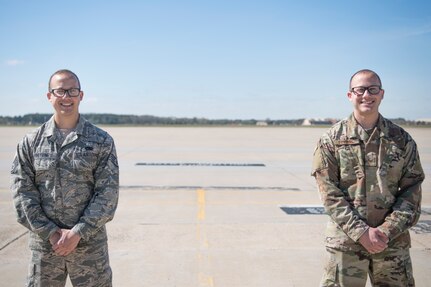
xmin=196 ymin=224 xmax=209 ymax=249
xmin=208 ymin=276 xmax=214 ymax=286
xmin=196 ymin=188 xmax=213 ymax=286
xmin=197 ymin=188 xmax=206 ymax=221
xmin=199 ymin=273 xmax=214 ymax=287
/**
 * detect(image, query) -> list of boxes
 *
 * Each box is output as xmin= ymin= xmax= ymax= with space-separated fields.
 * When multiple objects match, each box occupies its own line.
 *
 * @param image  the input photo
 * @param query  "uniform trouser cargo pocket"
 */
xmin=321 ymin=247 xmax=369 ymax=287
xmin=67 ymin=243 xmax=112 ymax=287
xmin=26 ymin=249 xmax=67 ymax=287
xmin=370 ymin=248 xmax=415 ymax=287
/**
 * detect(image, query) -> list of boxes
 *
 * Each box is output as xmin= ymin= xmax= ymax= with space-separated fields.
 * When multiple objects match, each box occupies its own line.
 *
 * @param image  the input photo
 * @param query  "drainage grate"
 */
xmin=136 ymin=162 xmax=265 ymax=167
xmin=280 ymin=206 xmax=431 ymax=235
xmin=411 ymin=220 xmax=431 ymax=234
xmin=279 ymin=205 xmax=325 ymax=215
xmin=422 ymin=207 xmax=431 ymax=215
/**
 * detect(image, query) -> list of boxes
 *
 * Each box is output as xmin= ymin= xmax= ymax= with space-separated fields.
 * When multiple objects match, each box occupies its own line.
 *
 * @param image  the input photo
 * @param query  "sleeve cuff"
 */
xmin=378 ymin=222 xmax=401 ymax=241
xmin=40 ymin=223 xmax=60 ymax=241
xmin=72 ymin=223 xmax=88 ymax=241
xmin=348 ymin=225 xmax=369 ymax=242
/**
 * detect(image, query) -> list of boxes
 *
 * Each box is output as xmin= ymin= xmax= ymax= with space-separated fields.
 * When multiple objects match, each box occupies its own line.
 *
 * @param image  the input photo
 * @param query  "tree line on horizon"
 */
xmin=0 ymin=113 xmax=429 ymax=126
xmin=0 ymin=113 xmax=303 ymax=126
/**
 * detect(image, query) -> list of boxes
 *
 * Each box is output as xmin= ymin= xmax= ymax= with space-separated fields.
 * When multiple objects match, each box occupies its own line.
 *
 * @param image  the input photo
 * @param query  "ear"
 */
xmin=79 ymin=91 xmax=84 ymax=101
xmin=47 ymin=92 xmax=52 ymax=100
xmin=380 ymin=89 xmax=384 ymax=100
xmin=347 ymin=91 xmax=353 ymax=102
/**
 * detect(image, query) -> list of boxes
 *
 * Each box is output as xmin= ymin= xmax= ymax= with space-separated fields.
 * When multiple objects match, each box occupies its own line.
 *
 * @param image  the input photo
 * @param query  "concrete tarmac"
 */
xmin=1 ymin=126 xmax=430 ymax=286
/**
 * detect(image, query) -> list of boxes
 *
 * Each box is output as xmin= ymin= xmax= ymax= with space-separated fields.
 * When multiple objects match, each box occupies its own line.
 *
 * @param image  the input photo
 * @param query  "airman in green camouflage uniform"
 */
xmin=312 ymin=69 xmax=424 ymax=287
xmin=11 ymin=69 xmax=119 ymax=287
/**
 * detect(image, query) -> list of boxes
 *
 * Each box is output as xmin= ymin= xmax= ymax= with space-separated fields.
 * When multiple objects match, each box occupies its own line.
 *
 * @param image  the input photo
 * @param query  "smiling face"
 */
xmin=47 ymin=72 xmax=83 ymax=121
xmin=348 ymin=71 xmax=384 ymax=119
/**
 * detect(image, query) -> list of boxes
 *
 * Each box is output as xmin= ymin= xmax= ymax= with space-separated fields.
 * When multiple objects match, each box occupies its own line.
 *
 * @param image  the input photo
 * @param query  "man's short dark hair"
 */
xmin=349 ymin=69 xmax=382 ymax=90
xmin=48 ymin=69 xmax=81 ymax=91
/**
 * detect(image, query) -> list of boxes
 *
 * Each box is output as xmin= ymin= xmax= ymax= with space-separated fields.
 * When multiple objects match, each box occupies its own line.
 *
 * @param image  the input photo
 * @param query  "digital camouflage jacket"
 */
xmin=11 ymin=116 xmax=119 ymax=249
xmin=312 ymin=114 xmax=424 ymax=251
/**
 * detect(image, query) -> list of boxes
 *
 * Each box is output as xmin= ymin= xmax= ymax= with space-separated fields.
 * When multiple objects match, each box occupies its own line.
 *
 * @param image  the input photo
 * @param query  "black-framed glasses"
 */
xmin=351 ymin=86 xmax=382 ymax=95
xmin=50 ymin=88 xmax=81 ymax=98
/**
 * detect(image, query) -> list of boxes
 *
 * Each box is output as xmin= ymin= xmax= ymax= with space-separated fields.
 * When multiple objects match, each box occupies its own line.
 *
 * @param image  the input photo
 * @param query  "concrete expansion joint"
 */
xmin=0 ymin=231 xmax=28 ymax=251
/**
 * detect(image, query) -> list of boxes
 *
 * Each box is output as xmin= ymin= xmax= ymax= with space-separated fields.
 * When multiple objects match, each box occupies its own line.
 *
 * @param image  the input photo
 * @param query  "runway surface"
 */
xmin=1 ymin=126 xmax=430 ymax=286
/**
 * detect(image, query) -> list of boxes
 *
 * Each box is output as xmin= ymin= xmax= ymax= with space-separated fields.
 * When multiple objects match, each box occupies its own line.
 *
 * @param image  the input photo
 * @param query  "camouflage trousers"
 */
xmin=26 ymin=242 xmax=112 ymax=287
xmin=321 ymin=247 xmax=414 ymax=287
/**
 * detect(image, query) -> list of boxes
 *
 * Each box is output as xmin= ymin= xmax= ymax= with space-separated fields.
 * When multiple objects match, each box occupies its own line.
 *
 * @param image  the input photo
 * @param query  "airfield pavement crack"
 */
xmin=0 ymin=231 xmax=28 ymax=251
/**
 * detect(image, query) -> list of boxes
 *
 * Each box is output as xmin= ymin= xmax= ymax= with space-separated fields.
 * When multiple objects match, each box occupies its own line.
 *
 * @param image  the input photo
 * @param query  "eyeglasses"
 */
xmin=50 ymin=88 xmax=81 ymax=98
xmin=351 ymin=86 xmax=382 ymax=95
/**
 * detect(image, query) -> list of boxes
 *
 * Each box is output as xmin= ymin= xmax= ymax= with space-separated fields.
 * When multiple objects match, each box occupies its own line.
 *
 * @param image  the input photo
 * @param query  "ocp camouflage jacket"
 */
xmin=312 ymin=114 xmax=424 ymax=251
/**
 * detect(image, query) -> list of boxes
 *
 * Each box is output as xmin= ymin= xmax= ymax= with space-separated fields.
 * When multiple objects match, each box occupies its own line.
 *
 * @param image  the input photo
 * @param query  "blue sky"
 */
xmin=1 ymin=0 xmax=430 ymax=120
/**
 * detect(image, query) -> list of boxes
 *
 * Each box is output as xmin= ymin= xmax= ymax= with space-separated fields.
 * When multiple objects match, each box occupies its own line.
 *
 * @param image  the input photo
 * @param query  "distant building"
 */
xmin=256 ymin=121 xmax=268 ymax=126
xmin=302 ymin=118 xmax=335 ymax=126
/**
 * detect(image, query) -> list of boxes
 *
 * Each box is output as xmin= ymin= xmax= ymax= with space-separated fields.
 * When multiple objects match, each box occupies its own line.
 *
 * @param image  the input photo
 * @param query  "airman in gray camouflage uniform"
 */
xmin=11 ymin=69 xmax=119 ymax=287
xmin=312 ymin=69 xmax=424 ymax=286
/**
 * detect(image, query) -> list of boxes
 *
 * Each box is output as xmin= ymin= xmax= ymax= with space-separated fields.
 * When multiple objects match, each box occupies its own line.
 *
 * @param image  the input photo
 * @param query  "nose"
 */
xmin=61 ymin=91 xmax=72 ymax=98
xmin=362 ymin=89 xmax=373 ymax=98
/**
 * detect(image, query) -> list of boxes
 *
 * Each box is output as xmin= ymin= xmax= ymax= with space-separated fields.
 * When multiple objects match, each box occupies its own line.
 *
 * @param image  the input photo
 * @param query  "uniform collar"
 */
xmin=74 ymin=115 xmax=87 ymax=136
xmin=42 ymin=114 xmax=87 ymax=139
xmin=376 ymin=115 xmax=390 ymax=138
xmin=346 ymin=113 xmax=385 ymax=141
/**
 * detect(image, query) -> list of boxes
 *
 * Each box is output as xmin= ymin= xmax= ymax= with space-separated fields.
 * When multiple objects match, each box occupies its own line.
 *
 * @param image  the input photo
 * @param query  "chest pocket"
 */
xmin=59 ymin=150 xmax=98 ymax=184
xmin=35 ymin=158 xmax=56 ymax=171
xmin=68 ymin=151 xmax=98 ymax=172
xmin=34 ymin=152 xmax=56 ymax=171
xmin=335 ymin=139 xmax=362 ymax=186
xmin=33 ymin=153 xmax=57 ymax=184
xmin=379 ymin=143 xmax=404 ymax=183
